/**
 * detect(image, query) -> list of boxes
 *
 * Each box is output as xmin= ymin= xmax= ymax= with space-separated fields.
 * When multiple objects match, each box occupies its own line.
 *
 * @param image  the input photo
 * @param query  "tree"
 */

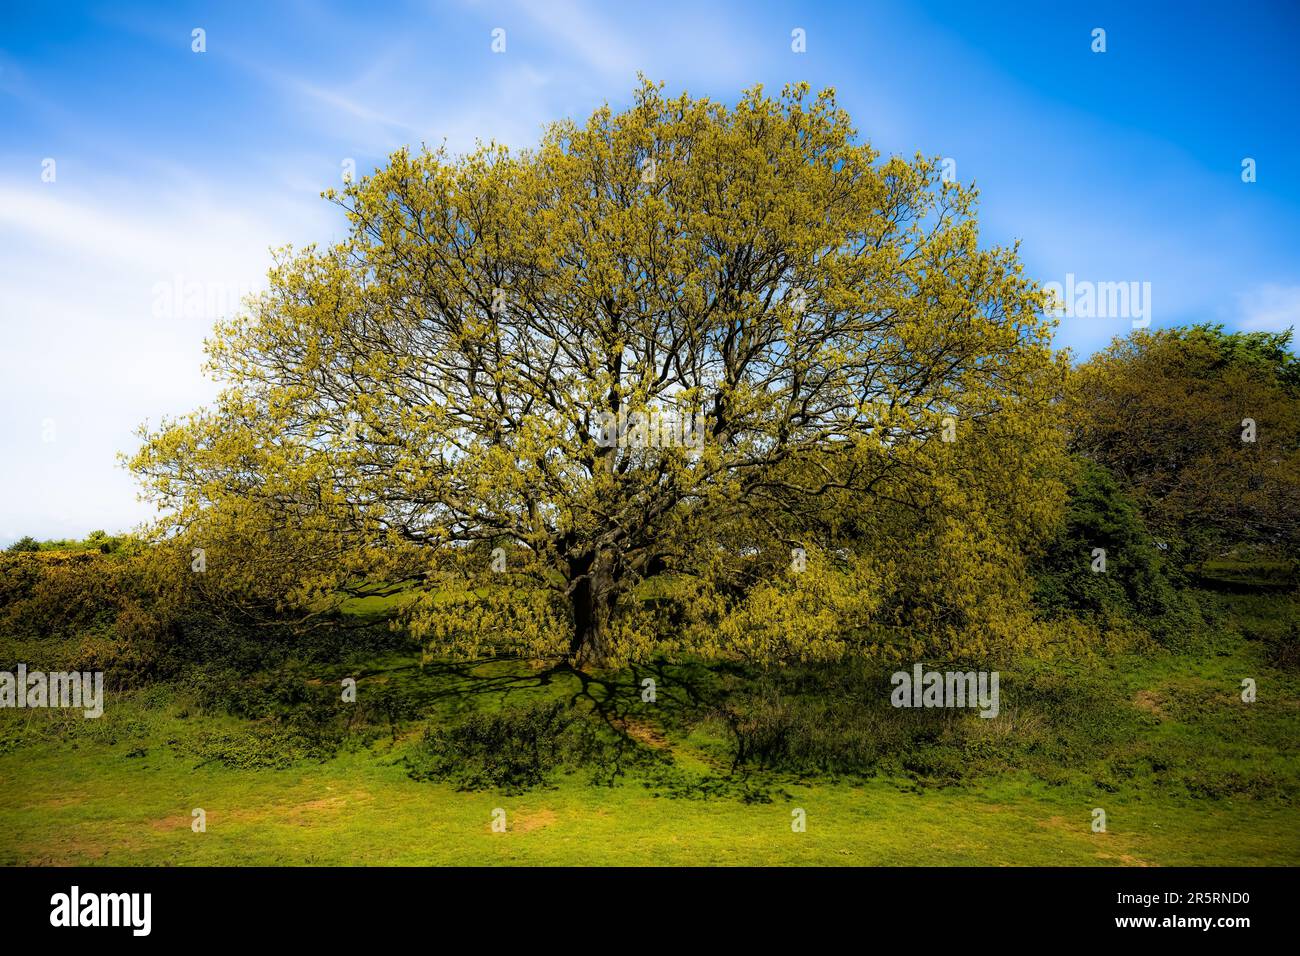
xmin=1031 ymin=458 xmax=1202 ymax=645
xmin=132 ymin=80 xmax=1066 ymax=665
xmin=1068 ymin=325 xmax=1300 ymax=558
xmin=5 ymin=536 xmax=40 ymax=554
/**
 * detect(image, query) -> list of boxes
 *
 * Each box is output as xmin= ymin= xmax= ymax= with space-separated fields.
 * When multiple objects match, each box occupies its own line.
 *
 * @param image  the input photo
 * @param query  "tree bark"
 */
xmin=568 ymin=568 xmax=615 ymax=666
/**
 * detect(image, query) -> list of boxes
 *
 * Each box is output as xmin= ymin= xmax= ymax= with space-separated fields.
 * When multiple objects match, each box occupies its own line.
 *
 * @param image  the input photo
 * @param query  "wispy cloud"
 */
xmin=0 ymin=170 xmax=335 ymax=545
xmin=511 ymin=0 xmax=642 ymax=78
xmin=1237 ymin=284 xmax=1300 ymax=334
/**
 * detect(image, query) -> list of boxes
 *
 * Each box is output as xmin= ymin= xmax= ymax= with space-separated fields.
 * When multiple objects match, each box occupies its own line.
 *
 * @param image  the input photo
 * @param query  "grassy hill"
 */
xmin=2 ymin=583 xmax=1295 ymax=866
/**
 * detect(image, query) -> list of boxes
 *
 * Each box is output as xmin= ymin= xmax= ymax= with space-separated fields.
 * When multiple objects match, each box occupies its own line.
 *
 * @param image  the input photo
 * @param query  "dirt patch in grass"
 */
xmin=615 ymin=718 xmax=671 ymax=749
xmin=282 ymin=796 xmax=351 ymax=824
xmin=1096 ymin=852 xmax=1153 ymax=866
xmin=511 ymin=808 xmax=558 ymax=833
xmin=1133 ymin=690 xmax=1165 ymax=717
xmin=1036 ymin=813 xmax=1153 ymax=866
xmin=149 ymin=814 xmax=192 ymax=832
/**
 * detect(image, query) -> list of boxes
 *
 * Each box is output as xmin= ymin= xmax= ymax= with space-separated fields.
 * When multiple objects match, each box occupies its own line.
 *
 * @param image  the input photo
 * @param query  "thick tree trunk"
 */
xmin=568 ymin=570 xmax=615 ymax=667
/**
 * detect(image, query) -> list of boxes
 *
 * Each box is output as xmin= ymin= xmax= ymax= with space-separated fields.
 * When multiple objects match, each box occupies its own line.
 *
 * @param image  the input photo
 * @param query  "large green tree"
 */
xmin=133 ymin=81 xmax=1066 ymax=665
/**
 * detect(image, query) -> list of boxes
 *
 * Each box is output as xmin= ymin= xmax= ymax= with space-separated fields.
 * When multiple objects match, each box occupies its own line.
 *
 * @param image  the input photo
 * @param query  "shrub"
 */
xmin=181 ymin=725 xmax=341 ymax=770
xmin=719 ymin=676 xmax=965 ymax=779
xmin=0 ymin=547 xmax=411 ymax=684
xmin=407 ymin=702 xmax=580 ymax=792
xmin=715 ymin=660 xmax=1144 ymax=785
xmin=0 ymin=551 xmax=176 ymax=683
xmin=1032 ymin=459 xmax=1203 ymax=646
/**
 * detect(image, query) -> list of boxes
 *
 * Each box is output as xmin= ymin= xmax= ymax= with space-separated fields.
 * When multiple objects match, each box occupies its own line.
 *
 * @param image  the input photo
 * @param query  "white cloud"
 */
xmin=0 ymin=172 xmax=334 ymax=545
xmin=1237 ymin=283 xmax=1300 ymax=333
xmin=512 ymin=0 xmax=642 ymax=78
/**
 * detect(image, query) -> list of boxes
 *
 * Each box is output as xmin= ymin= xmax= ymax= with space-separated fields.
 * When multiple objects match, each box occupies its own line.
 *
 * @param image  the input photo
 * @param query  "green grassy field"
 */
xmin=3 ymin=742 xmax=1295 ymax=866
xmin=2 ymin=586 xmax=1296 ymax=866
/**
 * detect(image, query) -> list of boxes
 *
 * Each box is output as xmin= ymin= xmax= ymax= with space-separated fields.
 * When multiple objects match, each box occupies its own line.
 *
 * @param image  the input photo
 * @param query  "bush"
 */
xmin=0 ymin=547 xmax=412 ymax=686
xmin=0 ymin=551 xmax=176 ymax=684
xmin=719 ymin=676 xmax=966 ymax=780
xmin=407 ymin=702 xmax=575 ymax=792
xmin=715 ymin=660 xmax=1143 ymax=785
xmin=182 ymin=724 xmax=341 ymax=770
xmin=1032 ymin=459 xmax=1203 ymax=645
xmin=404 ymin=700 xmax=658 ymax=793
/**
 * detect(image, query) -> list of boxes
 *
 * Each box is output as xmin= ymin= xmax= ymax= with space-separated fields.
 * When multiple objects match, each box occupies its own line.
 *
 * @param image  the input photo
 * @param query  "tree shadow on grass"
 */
xmin=369 ymin=654 xmax=785 ymax=801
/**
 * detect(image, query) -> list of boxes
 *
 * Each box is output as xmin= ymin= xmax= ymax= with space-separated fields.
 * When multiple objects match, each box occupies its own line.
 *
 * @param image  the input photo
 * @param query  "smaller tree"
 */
xmin=1068 ymin=325 xmax=1300 ymax=558
xmin=1032 ymin=458 xmax=1200 ymax=644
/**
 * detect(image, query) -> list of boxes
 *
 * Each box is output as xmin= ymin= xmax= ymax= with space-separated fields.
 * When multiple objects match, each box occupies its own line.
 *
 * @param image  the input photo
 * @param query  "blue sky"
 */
xmin=1 ymin=0 xmax=1298 ymax=543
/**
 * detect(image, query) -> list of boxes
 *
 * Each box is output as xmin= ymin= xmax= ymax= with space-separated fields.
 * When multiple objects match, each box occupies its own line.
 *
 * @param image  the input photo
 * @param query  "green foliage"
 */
xmin=0 ymin=546 xmax=412 ymax=691
xmin=194 ymin=666 xmax=337 ymax=722
xmin=721 ymin=683 xmax=951 ymax=778
xmin=1032 ymin=459 xmax=1203 ymax=646
xmin=1198 ymin=588 xmax=1300 ymax=673
xmin=1069 ymin=325 xmax=1300 ymax=557
xmin=184 ymin=662 xmax=435 ymax=764
xmin=0 ymin=551 xmax=176 ymax=684
xmin=713 ymin=652 xmax=1296 ymax=802
xmin=182 ymin=724 xmax=341 ymax=770
xmin=407 ymin=701 xmax=577 ymax=792
xmin=1193 ymin=555 xmax=1298 ymax=589
xmin=714 ymin=662 xmax=1127 ymax=783
xmin=3 ymin=584 xmax=1296 ymax=863
xmin=1168 ymin=323 xmax=1300 ymax=390
xmin=4 ymin=531 xmax=135 ymax=554
xmin=406 ymin=693 xmax=669 ymax=793
xmin=132 ymin=79 xmax=1069 ymax=666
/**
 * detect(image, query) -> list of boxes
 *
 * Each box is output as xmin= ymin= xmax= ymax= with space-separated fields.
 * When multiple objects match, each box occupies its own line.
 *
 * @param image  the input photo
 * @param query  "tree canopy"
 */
xmin=132 ymin=80 xmax=1068 ymax=665
xmin=1069 ymin=324 xmax=1300 ymax=558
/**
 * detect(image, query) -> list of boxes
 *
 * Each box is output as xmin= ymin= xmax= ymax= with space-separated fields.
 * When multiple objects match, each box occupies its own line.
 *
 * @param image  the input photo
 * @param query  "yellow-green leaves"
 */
xmin=132 ymin=80 xmax=1067 ymax=665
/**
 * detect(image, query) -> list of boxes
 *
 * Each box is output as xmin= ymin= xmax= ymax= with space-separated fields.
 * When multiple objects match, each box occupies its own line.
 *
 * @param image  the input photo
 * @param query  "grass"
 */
xmin=4 ymin=735 xmax=1296 ymax=866
xmin=1 ymin=588 xmax=1296 ymax=866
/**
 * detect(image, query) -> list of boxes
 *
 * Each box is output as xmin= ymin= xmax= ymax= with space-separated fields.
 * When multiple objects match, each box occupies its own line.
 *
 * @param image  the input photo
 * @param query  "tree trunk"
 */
xmin=568 ymin=570 xmax=615 ymax=667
